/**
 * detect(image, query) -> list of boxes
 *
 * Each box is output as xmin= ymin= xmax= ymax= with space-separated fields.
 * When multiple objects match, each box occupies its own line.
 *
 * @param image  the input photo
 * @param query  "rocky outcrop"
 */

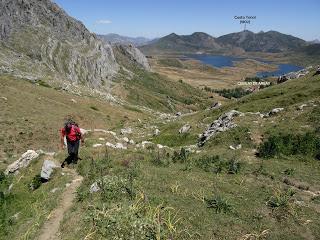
xmin=198 ymin=110 xmax=242 ymax=147
xmin=5 ymin=150 xmax=39 ymax=174
xmin=113 ymin=44 xmax=151 ymax=71
xmin=0 ymin=0 xmax=119 ymax=87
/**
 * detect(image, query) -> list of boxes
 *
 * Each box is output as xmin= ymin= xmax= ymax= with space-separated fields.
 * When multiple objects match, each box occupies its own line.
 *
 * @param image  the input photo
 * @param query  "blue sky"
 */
xmin=54 ymin=0 xmax=320 ymax=40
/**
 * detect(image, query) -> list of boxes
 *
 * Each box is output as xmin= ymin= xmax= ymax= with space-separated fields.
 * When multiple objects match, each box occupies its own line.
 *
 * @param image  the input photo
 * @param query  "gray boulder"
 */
xmin=40 ymin=160 xmax=57 ymax=180
xmin=179 ymin=124 xmax=191 ymax=134
xmin=5 ymin=150 xmax=39 ymax=174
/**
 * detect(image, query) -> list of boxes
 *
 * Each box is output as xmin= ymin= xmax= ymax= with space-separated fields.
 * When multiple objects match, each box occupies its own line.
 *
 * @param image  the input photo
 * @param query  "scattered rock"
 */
xmin=210 ymin=102 xmax=222 ymax=110
xmin=71 ymin=99 xmax=77 ymax=103
xmin=198 ymin=110 xmax=242 ymax=147
xmin=40 ymin=160 xmax=57 ymax=180
xmin=297 ymin=104 xmax=308 ymax=111
xmin=90 ymin=182 xmax=100 ymax=193
xmin=157 ymin=144 xmax=164 ymax=149
xmin=98 ymin=138 xmax=105 ymax=141
xmin=120 ymin=127 xmax=132 ymax=135
xmin=154 ymin=129 xmax=161 ymax=136
xmin=106 ymin=142 xmax=127 ymax=150
xmin=50 ymin=187 xmax=60 ymax=193
xmin=176 ymin=112 xmax=182 ymax=117
xmin=261 ymin=108 xmax=285 ymax=118
xmin=93 ymin=143 xmax=103 ymax=148
xmin=1 ymin=96 xmax=8 ymax=101
xmin=129 ymin=139 xmax=135 ymax=145
xmin=80 ymin=128 xmax=91 ymax=135
xmin=5 ymin=150 xmax=39 ymax=174
xmin=269 ymin=108 xmax=284 ymax=116
xmin=122 ymin=137 xmax=130 ymax=143
xmin=179 ymin=124 xmax=191 ymax=134
xmin=229 ymin=144 xmax=242 ymax=150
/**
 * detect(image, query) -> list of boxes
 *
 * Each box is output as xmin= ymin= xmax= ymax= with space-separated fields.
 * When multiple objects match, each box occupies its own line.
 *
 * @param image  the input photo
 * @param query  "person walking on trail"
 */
xmin=60 ymin=119 xmax=84 ymax=168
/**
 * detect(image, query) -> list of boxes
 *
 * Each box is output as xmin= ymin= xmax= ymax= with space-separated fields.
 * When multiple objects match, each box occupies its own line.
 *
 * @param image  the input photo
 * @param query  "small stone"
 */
xmin=90 ymin=182 xmax=100 ymax=193
xmin=93 ymin=143 xmax=103 ymax=148
xmin=153 ymin=129 xmax=161 ymax=136
xmin=179 ymin=124 xmax=191 ymax=134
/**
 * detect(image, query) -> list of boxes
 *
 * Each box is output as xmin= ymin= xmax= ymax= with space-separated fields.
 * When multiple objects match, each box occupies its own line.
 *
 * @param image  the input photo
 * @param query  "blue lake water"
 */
xmin=182 ymin=54 xmax=303 ymax=77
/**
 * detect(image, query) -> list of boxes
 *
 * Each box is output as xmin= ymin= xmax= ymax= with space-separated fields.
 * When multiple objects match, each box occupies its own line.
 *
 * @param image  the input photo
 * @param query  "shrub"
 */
xmin=258 ymin=132 xmax=320 ymax=159
xmin=172 ymin=147 xmax=188 ymax=163
xmin=195 ymin=155 xmax=220 ymax=172
xmin=29 ymin=174 xmax=42 ymax=191
xmin=227 ymin=158 xmax=241 ymax=174
xmin=205 ymin=195 xmax=233 ymax=214
xmin=266 ymin=188 xmax=296 ymax=220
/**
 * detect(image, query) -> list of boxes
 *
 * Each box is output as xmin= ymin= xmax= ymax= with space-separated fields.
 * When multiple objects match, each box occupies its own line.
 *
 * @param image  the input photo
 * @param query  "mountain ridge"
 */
xmin=140 ymin=30 xmax=308 ymax=54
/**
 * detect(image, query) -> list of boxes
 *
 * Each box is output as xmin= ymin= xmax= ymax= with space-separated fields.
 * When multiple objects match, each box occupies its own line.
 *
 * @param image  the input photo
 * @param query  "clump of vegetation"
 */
xmin=86 ymin=195 xmax=179 ymax=239
xmin=205 ymin=195 xmax=233 ymax=214
xmin=204 ymin=86 xmax=251 ymax=99
xmin=227 ymin=158 xmax=241 ymax=174
xmin=266 ymin=188 xmax=296 ymax=220
xmin=29 ymin=174 xmax=42 ymax=191
xmin=283 ymin=168 xmax=295 ymax=176
xmin=258 ymin=132 xmax=320 ymax=159
xmin=194 ymin=155 xmax=242 ymax=174
xmin=151 ymin=149 xmax=171 ymax=167
xmin=172 ymin=147 xmax=188 ymax=163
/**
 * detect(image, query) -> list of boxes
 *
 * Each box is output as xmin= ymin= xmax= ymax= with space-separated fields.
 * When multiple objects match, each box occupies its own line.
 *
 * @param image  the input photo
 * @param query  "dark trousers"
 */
xmin=65 ymin=140 xmax=80 ymax=164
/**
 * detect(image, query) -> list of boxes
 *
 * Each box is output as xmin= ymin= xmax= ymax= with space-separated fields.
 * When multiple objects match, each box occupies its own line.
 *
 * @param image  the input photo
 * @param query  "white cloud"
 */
xmin=96 ymin=19 xmax=112 ymax=24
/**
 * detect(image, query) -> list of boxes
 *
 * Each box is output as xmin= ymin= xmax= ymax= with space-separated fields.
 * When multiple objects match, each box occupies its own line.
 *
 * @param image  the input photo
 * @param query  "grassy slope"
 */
xmin=1 ymin=71 xmax=320 ymax=239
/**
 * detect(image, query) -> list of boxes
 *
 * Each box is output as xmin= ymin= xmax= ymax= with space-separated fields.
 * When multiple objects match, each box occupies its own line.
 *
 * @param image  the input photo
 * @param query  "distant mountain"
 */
xmin=98 ymin=33 xmax=152 ymax=46
xmin=216 ymin=30 xmax=307 ymax=53
xmin=309 ymin=39 xmax=320 ymax=44
xmin=140 ymin=32 xmax=223 ymax=54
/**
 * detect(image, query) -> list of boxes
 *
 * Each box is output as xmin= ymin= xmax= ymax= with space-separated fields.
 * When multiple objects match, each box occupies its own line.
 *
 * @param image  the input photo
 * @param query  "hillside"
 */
xmin=1 ymin=1 xmax=320 ymax=240
xmin=98 ymin=33 xmax=152 ymax=46
xmin=216 ymin=30 xmax=307 ymax=53
xmin=1 ymin=66 xmax=320 ymax=240
xmin=140 ymin=32 xmax=223 ymax=54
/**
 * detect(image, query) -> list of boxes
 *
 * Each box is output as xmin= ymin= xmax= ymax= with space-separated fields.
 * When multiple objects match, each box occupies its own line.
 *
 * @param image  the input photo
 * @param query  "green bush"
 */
xmin=172 ymin=147 xmax=188 ymax=163
xmin=204 ymin=87 xmax=251 ymax=99
xmin=29 ymin=174 xmax=42 ymax=191
xmin=205 ymin=195 xmax=233 ymax=214
xmin=258 ymin=132 xmax=320 ymax=159
xmin=195 ymin=155 xmax=220 ymax=172
xmin=227 ymin=158 xmax=241 ymax=174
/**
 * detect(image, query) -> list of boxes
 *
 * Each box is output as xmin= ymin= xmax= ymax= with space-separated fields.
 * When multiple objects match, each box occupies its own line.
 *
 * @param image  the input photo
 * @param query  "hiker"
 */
xmin=60 ymin=119 xmax=84 ymax=168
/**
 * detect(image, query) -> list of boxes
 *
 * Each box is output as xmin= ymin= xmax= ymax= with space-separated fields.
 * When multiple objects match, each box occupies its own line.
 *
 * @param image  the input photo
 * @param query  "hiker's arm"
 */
xmin=80 ymin=133 xmax=85 ymax=144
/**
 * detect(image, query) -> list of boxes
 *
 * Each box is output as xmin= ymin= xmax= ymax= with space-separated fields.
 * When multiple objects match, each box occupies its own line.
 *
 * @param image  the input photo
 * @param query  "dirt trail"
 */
xmin=37 ymin=167 xmax=83 ymax=240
